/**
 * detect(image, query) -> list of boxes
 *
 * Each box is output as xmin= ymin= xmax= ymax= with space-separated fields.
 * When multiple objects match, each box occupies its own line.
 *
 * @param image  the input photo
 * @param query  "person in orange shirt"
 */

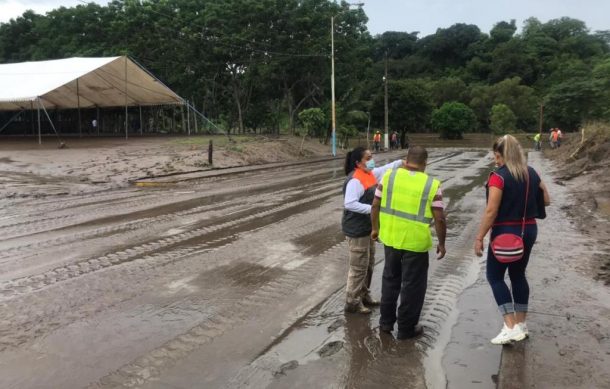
xmin=373 ymin=131 xmax=382 ymax=152
xmin=549 ymin=128 xmax=558 ymax=149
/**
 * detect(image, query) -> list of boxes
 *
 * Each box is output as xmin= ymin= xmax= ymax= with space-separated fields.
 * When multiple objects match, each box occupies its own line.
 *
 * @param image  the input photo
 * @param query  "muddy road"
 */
xmin=0 ymin=149 xmax=607 ymax=389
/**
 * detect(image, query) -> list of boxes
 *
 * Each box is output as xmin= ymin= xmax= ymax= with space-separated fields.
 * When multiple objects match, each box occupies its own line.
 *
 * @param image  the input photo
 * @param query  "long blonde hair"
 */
xmin=493 ymin=135 xmax=528 ymax=181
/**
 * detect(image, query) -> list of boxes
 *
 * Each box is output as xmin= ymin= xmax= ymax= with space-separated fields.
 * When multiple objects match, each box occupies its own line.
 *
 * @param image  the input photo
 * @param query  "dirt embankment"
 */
xmin=0 ymin=135 xmax=334 ymax=199
xmin=543 ymin=123 xmax=610 ymax=284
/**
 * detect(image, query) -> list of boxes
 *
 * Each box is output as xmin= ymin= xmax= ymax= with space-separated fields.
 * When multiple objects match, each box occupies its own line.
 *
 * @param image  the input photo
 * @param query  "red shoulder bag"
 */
xmin=490 ymin=171 xmax=529 ymax=264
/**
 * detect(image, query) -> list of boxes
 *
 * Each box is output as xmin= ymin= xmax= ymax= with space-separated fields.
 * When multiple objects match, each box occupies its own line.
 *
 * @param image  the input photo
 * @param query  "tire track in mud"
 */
xmin=0 ymin=175 xmax=341 ymax=261
xmin=0 ymin=197 xmax=344 ymax=353
xmin=0 ymin=190 xmax=148 ymax=224
xmin=0 ymin=168 xmax=273 ymax=233
xmin=0 ymin=153 xmax=454 ymax=240
xmin=0 ymin=182 xmax=342 ymax=300
xmin=89 ymin=234 xmax=349 ymax=388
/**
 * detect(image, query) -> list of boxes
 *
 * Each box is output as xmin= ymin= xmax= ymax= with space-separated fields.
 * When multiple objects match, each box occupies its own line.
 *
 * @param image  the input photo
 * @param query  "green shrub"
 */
xmin=490 ymin=103 xmax=517 ymax=134
xmin=431 ymin=102 xmax=477 ymax=139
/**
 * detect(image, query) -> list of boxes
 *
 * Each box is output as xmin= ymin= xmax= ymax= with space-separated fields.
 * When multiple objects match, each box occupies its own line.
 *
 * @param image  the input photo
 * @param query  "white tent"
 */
xmin=0 ymin=56 xmax=188 ymax=142
xmin=0 ymin=56 xmax=183 ymax=110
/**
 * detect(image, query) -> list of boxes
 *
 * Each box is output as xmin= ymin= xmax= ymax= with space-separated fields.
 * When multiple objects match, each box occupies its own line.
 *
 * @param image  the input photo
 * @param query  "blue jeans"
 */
xmin=486 ymin=224 xmax=537 ymax=315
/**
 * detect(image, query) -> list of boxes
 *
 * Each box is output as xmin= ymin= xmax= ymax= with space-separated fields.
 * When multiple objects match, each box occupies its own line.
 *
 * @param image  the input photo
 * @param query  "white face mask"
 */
xmin=365 ymin=159 xmax=376 ymax=170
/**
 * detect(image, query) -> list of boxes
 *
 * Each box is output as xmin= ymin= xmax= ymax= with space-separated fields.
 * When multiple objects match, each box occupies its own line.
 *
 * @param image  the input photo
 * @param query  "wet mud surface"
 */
xmin=0 ymin=148 xmax=608 ymax=388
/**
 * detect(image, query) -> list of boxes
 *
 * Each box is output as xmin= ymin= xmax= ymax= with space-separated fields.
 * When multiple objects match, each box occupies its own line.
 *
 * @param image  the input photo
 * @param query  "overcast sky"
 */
xmin=1 ymin=0 xmax=609 ymax=37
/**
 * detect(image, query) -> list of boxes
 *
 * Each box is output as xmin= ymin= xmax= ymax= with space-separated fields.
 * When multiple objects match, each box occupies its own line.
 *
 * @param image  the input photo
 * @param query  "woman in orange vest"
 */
xmin=342 ymin=146 xmax=405 ymax=313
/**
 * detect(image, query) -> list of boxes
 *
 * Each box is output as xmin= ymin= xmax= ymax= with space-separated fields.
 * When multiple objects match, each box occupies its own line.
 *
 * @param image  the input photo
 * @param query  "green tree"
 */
xmin=429 ymin=77 xmax=468 ymax=107
xmin=490 ymin=104 xmax=518 ymax=134
xmin=371 ymin=79 xmax=434 ymax=135
xmin=298 ymin=108 xmax=326 ymax=137
xmin=431 ymin=102 xmax=477 ymax=139
xmin=490 ymin=20 xmax=517 ymax=45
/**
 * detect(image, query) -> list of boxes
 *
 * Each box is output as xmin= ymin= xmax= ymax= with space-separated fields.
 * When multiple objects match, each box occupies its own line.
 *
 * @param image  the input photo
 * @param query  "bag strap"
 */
xmin=521 ymin=169 xmax=530 ymax=237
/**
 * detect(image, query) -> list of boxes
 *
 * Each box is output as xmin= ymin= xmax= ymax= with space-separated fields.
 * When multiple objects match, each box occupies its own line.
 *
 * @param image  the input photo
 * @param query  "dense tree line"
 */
xmin=1 ymin=0 xmax=609 ymax=140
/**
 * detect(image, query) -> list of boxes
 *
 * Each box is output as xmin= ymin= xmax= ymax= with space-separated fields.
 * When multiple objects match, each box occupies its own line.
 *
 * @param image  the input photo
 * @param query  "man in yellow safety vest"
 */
xmin=371 ymin=146 xmax=447 ymax=339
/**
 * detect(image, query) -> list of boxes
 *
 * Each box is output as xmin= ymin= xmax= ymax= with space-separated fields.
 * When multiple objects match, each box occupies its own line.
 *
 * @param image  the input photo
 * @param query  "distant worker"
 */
xmin=373 ymin=131 xmax=382 ymax=152
xmin=371 ymin=146 xmax=446 ymax=339
xmin=533 ymin=133 xmax=541 ymax=151
xmin=556 ymin=128 xmax=563 ymax=147
xmin=391 ymin=131 xmax=398 ymax=150
xmin=549 ymin=128 xmax=558 ymax=149
xmin=91 ymin=118 xmax=97 ymax=133
xmin=342 ymin=147 xmax=406 ymax=314
xmin=474 ymin=135 xmax=550 ymax=344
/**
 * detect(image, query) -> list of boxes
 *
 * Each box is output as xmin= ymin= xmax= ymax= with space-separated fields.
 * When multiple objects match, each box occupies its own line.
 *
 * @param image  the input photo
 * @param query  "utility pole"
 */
xmin=384 ymin=51 xmax=389 ymax=137
xmin=330 ymin=3 xmax=364 ymax=157
xmin=330 ymin=16 xmax=336 ymax=157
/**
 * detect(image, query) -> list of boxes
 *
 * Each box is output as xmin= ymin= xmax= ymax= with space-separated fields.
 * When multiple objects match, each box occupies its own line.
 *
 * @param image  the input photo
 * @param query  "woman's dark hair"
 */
xmin=344 ymin=146 xmax=366 ymax=176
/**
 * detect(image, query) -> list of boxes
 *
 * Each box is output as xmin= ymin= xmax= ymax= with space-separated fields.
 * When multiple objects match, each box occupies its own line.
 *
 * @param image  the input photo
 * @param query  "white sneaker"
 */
xmin=518 ymin=322 xmax=529 ymax=338
xmin=491 ymin=324 xmax=527 ymax=345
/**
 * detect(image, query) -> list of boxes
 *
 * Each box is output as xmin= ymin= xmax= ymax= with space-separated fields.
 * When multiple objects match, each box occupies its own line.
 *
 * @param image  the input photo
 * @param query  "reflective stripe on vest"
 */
xmin=381 ymin=169 xmax=434 ymax=224
xmin=379 ymin=168 xmax=439 ymax=252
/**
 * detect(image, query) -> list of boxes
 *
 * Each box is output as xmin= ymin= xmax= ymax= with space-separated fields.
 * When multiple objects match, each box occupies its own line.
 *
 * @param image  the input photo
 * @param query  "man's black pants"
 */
xmin=379 ymin=246 xmax=429 ymax=334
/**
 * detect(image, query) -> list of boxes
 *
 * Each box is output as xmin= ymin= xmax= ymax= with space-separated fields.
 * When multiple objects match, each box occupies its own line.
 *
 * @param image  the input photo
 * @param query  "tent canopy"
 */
xmin=0 ymin=56 xmax=183 ymax=111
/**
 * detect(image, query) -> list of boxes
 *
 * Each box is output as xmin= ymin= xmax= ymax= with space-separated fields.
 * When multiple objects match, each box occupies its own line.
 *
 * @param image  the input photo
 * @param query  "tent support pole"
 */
xmin=184 ymin=101 xmax=229 ymax=140
xmin=39 ymin=100 xmax=59 ymax=136
xmin=0 ymin=109 xmax=25 ymax=134
xmin=97 ymin=106 xmax=100 ymax=136
xmin=139 ymin=105 xmax=143 ymax=135
xmin=77 ymin=78 xmax=82 ymax=137
xmin=37 ymin=98 xmax=41 ymax=144
xmin=124 ymin=56 xmax=128 ymax=140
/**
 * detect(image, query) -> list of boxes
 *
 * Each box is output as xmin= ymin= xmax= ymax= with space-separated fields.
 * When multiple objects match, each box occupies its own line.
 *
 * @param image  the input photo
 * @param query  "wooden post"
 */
xmin=139 ymin=105 xmax=143 ymax=135
xmin=208 ymin=139 xmax=213 ymax=165
xmin=97 ymin=106 xmax=100 ymax=135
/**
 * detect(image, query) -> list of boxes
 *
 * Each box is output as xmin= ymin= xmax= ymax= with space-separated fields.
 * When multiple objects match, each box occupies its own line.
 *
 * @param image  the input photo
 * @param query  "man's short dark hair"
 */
xmin=407 ymin=146 xmax=428 ymax=165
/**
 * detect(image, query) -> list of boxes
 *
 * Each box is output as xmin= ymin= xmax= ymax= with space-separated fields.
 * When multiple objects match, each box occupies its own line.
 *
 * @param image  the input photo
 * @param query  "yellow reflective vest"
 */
xmin=379 ymin=168 xmax=440 ymax=252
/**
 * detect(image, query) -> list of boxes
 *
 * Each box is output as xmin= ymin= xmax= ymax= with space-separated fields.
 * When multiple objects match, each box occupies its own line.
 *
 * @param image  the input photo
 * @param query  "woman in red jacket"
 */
xmin=474 ymin=135 xmax=551 ymax=344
